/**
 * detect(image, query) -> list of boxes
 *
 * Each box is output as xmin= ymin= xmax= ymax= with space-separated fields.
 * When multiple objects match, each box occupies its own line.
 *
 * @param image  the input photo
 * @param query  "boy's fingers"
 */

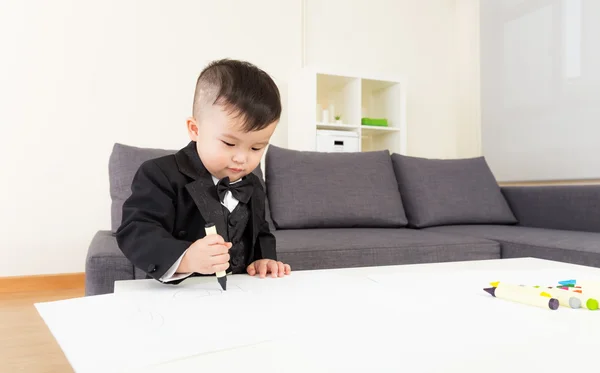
xmin=210 ymin=253 xmax=230 ymax=265
xmin=204 ymin=234 xmax=225 ymax=245
xmin=208 ymin=243 xmax=230 ymax=255
xmin=259 ymin=261 xmax=268 ymax=278
xmin=247 ymin=264 xmax=256 ymax=276
xmin=284 ymin=264 xmax=291 ymax=274
xmin=277 ymin=261 xmax=285 ymax=277
xmin=212 ymin=262 xmax=229 ymax=273
xmin=269 ymin=261 xmax=278 ymax=278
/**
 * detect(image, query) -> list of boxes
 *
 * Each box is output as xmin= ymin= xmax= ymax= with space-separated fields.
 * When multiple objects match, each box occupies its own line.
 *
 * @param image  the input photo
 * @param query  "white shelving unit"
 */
xmin=316 ymin=122 xmax=360 ymax=131
xmin=287 ymin=67 xmax=407 ymax=154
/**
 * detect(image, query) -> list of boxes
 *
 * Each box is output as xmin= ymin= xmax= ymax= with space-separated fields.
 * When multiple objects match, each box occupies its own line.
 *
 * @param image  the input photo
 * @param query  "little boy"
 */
xmin=116 ymin=59 xmax=291 ymax=285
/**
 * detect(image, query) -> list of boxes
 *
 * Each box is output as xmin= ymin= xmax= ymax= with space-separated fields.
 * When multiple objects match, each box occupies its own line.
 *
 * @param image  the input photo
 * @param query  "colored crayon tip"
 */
xmin=217 ymin=276 xmax=227 ymax=291
xmin=559 ymin=280 xmax=576 ymax=286
xmin=540 ymin=291 xmax=551 ymax=297
xmin=586 ymin=299 xmax=599 ymax=311
xmin=490 ymin=281 xmax=500 ymax=287
xmin=569 ymin=297 xmax=582 ymax=309
xmin=484 ymin=287 xmax=496 ymax=297
xmin=548 ymin=298 xmax=559 ymax=310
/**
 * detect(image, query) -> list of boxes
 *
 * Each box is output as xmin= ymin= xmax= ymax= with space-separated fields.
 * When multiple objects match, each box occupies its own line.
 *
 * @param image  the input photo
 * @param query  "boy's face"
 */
xmin=187 ymin=104 xmax=277 ymax=182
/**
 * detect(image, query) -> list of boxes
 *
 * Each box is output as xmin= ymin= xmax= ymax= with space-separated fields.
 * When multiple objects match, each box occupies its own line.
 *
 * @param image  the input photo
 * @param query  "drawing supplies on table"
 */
xmin=490 ymin=282 xmax=581 ymax=309
xmin=538 ymin=288 xmax=582 ymax=309
xmin=555 ymin=287 xmax=598 ymax=310
xmin=483 ymin=286 xmax=559 ymax=310
xmin=558 ymin=279 xmax=600 ymax=293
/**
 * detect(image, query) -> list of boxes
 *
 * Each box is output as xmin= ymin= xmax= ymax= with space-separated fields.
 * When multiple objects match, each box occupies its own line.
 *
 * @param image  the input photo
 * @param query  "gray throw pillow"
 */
xmin=390 ymin=154 xmax=517 ymax=228
xmin=109 ymin=143 xmax=274 ymax=232
xmin=265 ymin=145 xmax=408 ymax=229
xmin=109 ymin=143 xmax=175 ymax=232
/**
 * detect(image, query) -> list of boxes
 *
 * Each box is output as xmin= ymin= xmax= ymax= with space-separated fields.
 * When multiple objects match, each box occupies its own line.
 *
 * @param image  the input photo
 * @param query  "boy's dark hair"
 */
xmin=192 ymin=59 xmax=281 ymax=132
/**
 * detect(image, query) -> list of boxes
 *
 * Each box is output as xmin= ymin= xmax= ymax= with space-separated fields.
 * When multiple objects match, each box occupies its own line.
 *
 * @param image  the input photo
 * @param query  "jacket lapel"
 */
xmin=185 ymin=178 xmax=228 ymax=240
xmin=175 ymin=142 xmax=228 ymax=239
xmin=246 ymin=173 xmax=260 ymax=248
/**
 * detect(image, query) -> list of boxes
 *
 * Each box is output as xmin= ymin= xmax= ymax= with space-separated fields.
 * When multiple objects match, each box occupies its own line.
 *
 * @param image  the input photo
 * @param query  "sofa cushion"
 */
xmin=273 ymin=228 xmax=500 ymax=270
xmin=109 ymin=143 xmax=175 ymax=232
xmin=109 ymin=143 xmax=274 ymax=232
xmin=265 ymin=146 xmax=408 ymax=229
xmin=390 ymin=154 xmax=517 ymax=228
xmin=85 ymin=230 xmax=136 ymax=296
xmin=425 ymin=225 xmax=600 ymax=268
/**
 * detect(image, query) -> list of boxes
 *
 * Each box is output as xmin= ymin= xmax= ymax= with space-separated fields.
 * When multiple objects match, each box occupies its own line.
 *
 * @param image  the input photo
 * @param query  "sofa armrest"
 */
xmin=85 ymin=230 xmax=136 ymax=296
xmin=501 ymin=185 xmax=600 ymax=233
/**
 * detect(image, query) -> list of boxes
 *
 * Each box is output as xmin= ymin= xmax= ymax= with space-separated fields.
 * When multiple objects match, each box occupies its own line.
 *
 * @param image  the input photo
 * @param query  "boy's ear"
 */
xmin=186 ymin=117 xmax=199 ymax=141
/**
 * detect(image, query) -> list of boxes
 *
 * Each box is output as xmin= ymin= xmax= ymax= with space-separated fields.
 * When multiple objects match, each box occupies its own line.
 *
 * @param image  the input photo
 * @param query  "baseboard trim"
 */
xmin=0 ymin=273 xmax=85 ymax=294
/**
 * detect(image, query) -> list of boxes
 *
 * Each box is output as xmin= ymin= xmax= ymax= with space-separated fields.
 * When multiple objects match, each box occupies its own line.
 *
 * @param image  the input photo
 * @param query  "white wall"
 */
xmin=0 ymin=0 xmax=480 ymax=276
xmin=455 ymin=0 xmax=482 ymax=158
xmin=305 ymin=0 xmax=481 ymax=159
xmin=0 ymin=0 xmax=301 ymax=277
xmin=480 ymin=0 xmax=600 ymax=182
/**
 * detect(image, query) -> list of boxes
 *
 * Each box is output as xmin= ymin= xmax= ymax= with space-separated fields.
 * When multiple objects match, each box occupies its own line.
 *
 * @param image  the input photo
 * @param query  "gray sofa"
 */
xmin=85 ymin=143 xmax=600 ymax=296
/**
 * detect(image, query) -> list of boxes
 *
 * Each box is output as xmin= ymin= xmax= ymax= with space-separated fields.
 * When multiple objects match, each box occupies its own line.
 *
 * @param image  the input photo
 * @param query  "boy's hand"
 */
xmin=178 ymin=234 xmax=232 ymax=275
xmin=246 ymin=259 xmax=291 ymax=278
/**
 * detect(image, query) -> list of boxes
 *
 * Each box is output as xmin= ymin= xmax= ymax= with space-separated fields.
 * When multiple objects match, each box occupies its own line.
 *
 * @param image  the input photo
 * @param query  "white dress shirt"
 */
xmin=159 ymin=176 xmax=240 ymax=282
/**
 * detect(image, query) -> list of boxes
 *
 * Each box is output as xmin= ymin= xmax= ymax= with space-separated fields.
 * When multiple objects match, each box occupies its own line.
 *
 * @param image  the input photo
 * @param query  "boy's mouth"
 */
xmin=228 ymin=167 xmax=244 ymax=174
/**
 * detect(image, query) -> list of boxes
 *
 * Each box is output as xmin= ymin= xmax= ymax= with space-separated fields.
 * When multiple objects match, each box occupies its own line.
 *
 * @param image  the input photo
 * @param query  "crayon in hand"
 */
xmin=205 ymin=223 xmax=227 ymax=291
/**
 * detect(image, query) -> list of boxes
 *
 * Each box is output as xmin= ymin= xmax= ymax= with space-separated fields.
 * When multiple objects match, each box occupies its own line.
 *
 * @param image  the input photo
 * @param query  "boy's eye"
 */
xmin=222 ymin=141 xmax=235 ymax=147
xmin=251 ymin=147 xmax=262 ymax=151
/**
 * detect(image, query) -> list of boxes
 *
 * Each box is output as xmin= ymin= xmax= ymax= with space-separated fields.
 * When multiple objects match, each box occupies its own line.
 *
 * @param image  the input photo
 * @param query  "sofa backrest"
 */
xmin=502 ymin=185 xmax=600 ymax=233
xmin=264 ymin=146 xmax=518 ymax=230
xmin=389 ymin=153 xmax=517 ymax=228
xmin=109 ymin=143 xmax=519 ymax=233
xmin=265 ymin=145 xmax=408 ymax=229
xmin=108 ymin=143 xmax=272 ymax=233
xmin=109 ymin=143 xmax=174 ymax=232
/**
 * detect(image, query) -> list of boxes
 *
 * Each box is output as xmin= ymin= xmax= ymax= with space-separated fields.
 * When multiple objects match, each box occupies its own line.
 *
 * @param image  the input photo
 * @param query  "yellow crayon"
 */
xmin=484 ymin=285 xmax=559 ymax=310
xmin=490 ymin=281 xmax=553 ymax=289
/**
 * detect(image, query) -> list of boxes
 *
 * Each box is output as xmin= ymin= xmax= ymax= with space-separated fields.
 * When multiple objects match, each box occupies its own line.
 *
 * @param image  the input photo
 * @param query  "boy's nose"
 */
xmin=232 ymin=152 xmax=246 ymax=164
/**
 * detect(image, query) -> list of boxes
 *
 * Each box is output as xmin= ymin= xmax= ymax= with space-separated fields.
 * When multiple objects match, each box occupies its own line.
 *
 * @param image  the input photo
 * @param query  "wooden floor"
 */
xmin=0 ymin=287 xmax=83 ymax=373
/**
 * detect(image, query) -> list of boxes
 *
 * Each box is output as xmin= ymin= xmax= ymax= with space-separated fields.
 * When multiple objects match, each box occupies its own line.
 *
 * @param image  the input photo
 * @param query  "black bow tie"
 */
xmin=216 ymin=177 xmax=254 ymax=204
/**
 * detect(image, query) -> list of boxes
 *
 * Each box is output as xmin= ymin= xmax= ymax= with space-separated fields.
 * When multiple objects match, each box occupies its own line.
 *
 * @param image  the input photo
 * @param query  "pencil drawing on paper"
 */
xmin=172 ymin=284 xmax=245 ymax=299
xmin=125 ymin=306 xmax=165 ymax=328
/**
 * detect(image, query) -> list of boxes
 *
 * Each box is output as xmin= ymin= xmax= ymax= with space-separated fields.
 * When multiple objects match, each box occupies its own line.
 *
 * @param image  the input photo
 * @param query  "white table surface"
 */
xmin=114 ymin=258 xmax=600 ymax=373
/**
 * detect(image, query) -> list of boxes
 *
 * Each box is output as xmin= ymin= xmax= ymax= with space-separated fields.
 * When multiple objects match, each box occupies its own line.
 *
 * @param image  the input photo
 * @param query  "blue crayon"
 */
xmin=558 ymin=279 xmax=576 ymax=286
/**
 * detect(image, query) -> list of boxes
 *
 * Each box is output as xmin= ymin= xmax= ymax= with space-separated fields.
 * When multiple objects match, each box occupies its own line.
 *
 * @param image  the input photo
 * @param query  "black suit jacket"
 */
xmin=115 ymin=141 xmax=277 ymax=284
